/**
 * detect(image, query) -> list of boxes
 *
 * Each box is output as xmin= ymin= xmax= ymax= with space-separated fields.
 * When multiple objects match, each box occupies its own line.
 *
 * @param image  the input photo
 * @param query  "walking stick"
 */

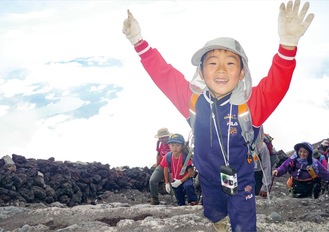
xmin=269 ymin=175 xmax=276 ymax=194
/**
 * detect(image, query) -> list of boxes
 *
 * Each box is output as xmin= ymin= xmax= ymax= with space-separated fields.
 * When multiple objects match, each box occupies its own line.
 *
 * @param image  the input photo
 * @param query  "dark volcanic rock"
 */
xmin=1 ymin=153 xmax=329 ymax=232
xmin=0 ymin=154 xmax=155 ymax=207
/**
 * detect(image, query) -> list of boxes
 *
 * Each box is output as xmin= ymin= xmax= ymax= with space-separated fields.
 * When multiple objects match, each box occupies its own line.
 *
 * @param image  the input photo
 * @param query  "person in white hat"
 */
xmin=149 ymin=128 xmax=171 ymax=205
xmin=318 ymin=140 xmax=329 ymax=157
xmin=122 ymin=0 xmax=314 ymax=231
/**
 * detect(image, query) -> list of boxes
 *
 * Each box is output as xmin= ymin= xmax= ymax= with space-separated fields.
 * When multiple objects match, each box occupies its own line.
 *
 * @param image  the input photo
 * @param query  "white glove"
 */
xmin=165 ymin=183 xmax=171 ymax=193
xmin=171 ymin=179 xmax=182 ymax=188
xmin=278 ymin=0 xmax=314 ymax=46
xmin=122 ymin=9 xmax=143 ymax=45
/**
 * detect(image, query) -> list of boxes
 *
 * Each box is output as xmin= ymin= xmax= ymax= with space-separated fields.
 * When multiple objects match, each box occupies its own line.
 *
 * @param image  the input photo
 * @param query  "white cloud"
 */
xmin=0 ymin=0 xmax=328 ymax=167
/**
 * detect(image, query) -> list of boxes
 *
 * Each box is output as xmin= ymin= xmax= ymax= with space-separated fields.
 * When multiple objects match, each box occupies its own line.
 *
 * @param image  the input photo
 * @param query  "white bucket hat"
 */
xmin=190 ymin=37 xmax=252 ymax=105
xmin=321 ymin=140 xmax=329 ymax=146
xmin=154 ymin=128 xmax=172 ymax=138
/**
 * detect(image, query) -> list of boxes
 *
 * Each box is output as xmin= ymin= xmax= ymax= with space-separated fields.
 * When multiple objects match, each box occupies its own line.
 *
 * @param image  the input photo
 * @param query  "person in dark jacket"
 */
xmin=273 ymin=142 xmax=329 ymax=198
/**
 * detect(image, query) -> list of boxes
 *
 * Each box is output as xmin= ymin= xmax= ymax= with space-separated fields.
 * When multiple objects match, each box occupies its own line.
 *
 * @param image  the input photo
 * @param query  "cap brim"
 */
xmin=168 ymin=139 xmax=184 ymax=144
xmin=154 ymin=134 xmax=171 ymax=138
xmin=192 ymin=45 xmax=244 ymax=66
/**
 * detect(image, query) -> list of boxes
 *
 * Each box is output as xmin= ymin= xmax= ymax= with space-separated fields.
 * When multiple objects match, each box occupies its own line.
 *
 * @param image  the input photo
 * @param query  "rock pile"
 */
xmin=1 ymin=153 xmax=329 ymax=231
xmin=0 ymin=154 xmax=154 ymax=207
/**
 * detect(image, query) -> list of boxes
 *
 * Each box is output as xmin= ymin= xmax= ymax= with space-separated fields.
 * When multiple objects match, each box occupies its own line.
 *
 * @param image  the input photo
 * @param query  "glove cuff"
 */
xmin=129 ymin=34 xmax=143 ymax=46
xmin=277 ymin=45 xmax=297 ymax=62
xmin=134 ymin=40 xmax=150 ymax=58
xmin=279 ymin=37 xmax=299 ymax=47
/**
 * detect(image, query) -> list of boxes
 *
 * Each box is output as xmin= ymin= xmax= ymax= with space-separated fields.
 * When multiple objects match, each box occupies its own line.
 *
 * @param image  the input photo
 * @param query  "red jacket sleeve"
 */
xmin=135 ymin=41 xmax=192 ymax=119
xmin=248 ymin=45 xmax=297 ymax=127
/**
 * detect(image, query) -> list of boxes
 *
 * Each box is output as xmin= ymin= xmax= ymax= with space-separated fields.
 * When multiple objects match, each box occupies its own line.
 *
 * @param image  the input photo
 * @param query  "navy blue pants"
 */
xmin=199 ymin=174 xmax=257 ymax=232
xmin=173 ymin=178 xmax=198 ymax=205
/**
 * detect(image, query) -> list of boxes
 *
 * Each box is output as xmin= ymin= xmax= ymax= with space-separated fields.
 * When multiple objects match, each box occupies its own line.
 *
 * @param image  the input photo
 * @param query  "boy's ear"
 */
xmin=239 ymin=68 xmax=245 ymax=80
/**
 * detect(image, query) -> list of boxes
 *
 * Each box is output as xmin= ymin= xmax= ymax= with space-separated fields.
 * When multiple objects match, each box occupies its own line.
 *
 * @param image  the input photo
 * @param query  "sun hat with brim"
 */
xmin=189 ymin=37 xmax=252 ymax=105
xmin=294 ymin=142 xmax=313 ymax=164
xmin=321 ymin=140 xmax=329 ymax=146
xmin=168 ymin=133 xmax=185 ymax=145
xmin=154 ymin=128 xmax=171 ymax=138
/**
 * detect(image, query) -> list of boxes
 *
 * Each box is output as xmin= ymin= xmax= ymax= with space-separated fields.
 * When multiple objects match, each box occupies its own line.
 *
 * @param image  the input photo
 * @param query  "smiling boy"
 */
xmin=122 ymin=0 xmax=314 ymax=231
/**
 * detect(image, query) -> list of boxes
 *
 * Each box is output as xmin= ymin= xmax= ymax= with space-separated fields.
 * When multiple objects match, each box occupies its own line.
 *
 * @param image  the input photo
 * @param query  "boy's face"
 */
xmin=169 ymin=143 xmax=183 ymax=154
xmin=199 ymin=49 xmax=244 ymax=99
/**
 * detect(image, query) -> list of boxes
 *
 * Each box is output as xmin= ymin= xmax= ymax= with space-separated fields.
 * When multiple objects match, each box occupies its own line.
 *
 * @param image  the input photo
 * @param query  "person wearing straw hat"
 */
xmin=122 ymin=0 xmax=314 ymax=230
xmin=149 ymin=127 xmax=171 ymax=205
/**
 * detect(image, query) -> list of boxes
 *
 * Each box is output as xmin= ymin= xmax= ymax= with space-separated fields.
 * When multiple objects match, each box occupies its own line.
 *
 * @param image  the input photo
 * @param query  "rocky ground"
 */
xmin=1 ymin=173 xmax=329 ymax=232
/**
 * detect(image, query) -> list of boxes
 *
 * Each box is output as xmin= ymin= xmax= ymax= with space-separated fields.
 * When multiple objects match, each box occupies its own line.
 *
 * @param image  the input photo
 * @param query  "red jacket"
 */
xmin=135 ymin=41 xmax=296 ymax=127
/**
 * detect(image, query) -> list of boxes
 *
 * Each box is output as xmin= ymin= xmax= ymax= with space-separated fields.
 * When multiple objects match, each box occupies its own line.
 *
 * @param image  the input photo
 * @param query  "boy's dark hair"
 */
xmin=199 ymin=50 xmax=244 ymax=71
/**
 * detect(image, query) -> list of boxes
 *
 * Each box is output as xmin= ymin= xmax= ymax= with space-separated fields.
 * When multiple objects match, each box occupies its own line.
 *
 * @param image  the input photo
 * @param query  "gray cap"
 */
xmin=189 ymin=37 xmax=252 ymax=105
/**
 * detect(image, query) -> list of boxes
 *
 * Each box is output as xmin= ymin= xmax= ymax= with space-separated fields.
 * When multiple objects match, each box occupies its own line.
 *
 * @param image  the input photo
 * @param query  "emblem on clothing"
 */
xmin=244 ymin=185 xmax=252 ymax=193
xmin=245 ymin=194 xmax=253 ymax=200
xmin=229 ymin=127 xmax=238 ymax=136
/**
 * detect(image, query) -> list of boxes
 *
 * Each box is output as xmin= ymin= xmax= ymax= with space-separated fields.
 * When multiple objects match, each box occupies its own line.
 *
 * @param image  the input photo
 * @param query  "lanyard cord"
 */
xmin=171 ymin=153 xmax=181 ymax=179
xmin=211 ymin=100 xmax=232 ymax=166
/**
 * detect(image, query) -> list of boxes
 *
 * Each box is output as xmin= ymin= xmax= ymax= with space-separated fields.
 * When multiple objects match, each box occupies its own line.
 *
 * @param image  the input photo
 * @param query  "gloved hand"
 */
xmin=259 ymin=191 xmax=268 ymax=198
xmin=171 ymin=179 xmax=182 ymax=188
xmin=122 ymin=9 xmax=143 ymax=45
xmin=278 ymin=0 xmax=314 ymax=46
xmin=165 ymin=183 xmax=171 ymax=193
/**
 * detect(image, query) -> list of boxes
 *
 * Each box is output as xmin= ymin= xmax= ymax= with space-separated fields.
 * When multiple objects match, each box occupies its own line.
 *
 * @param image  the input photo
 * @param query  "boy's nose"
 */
xmin=216 ymin=65 xmax=226 ymax=73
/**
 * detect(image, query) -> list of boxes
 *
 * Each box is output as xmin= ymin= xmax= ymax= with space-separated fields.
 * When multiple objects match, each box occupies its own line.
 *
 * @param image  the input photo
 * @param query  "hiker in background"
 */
xmin=254 ymin=142 xmax=272 ymax=198
xmin=149 ymin=128 xmax=171 ymax=205
xmin=264 ymin=133 xmax=279 ymax=169
xmin=273 ymin=142 xmax=329 ymax=199
xmin=318 ymin=139 xmax=329 ymax=161
xmin=162 ymin=133 xmax=198 ymax=206
xmin=313 ymin=149 xmax=328 ymax=170
xmin=122 ymin=0 xmax=314 ymax=230
xmin=313 ymin=149 xmax=329 ymax=194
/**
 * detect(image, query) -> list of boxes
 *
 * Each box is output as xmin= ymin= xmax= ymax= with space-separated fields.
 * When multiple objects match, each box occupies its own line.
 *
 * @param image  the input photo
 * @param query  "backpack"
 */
xmin=263 ymin=134 xmax=275 ymax=155
xmin=288 ymin=159 xmax=318 ymax=179
xmin=166 ymin=151 xmax=190 ymax=174
xmin=187 ymin=93 xmax=264 ymax=166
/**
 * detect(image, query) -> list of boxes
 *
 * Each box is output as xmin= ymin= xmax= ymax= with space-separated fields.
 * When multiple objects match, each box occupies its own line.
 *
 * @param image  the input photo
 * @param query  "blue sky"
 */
xmin=0 ymin=0 xmax=328 ymax=168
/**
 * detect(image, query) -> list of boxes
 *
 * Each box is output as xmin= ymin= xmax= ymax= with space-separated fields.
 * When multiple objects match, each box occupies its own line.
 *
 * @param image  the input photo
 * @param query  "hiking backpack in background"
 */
xmin=263 ymin=134 xmax=276 ymax=155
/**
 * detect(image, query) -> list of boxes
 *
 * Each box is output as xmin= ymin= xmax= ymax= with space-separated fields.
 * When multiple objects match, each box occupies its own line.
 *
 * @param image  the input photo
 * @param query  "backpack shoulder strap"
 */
xmin=179 ymin=135 xmax=194 ymax=176
xmin=166 ymin=152 xmax=173 ymax=171
xmin=179 ymin=152 xmax=191 ymax=176
xmin=238 ymin=103 xmax=254 ymax=145
xmin=238 ymin=103 xmax=263 ymax=157
xmin=180 ymin=93 xmax=199 ymax=176
xmin=188 ymin=93 xmax=199 ymax=129
xmin=306 ymin=165 xmax=318 ymax=179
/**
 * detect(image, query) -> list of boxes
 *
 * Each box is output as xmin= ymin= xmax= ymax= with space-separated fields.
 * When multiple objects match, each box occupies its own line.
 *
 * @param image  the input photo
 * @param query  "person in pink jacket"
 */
xmin=122 ymin=0 xmax=314 ymax=231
